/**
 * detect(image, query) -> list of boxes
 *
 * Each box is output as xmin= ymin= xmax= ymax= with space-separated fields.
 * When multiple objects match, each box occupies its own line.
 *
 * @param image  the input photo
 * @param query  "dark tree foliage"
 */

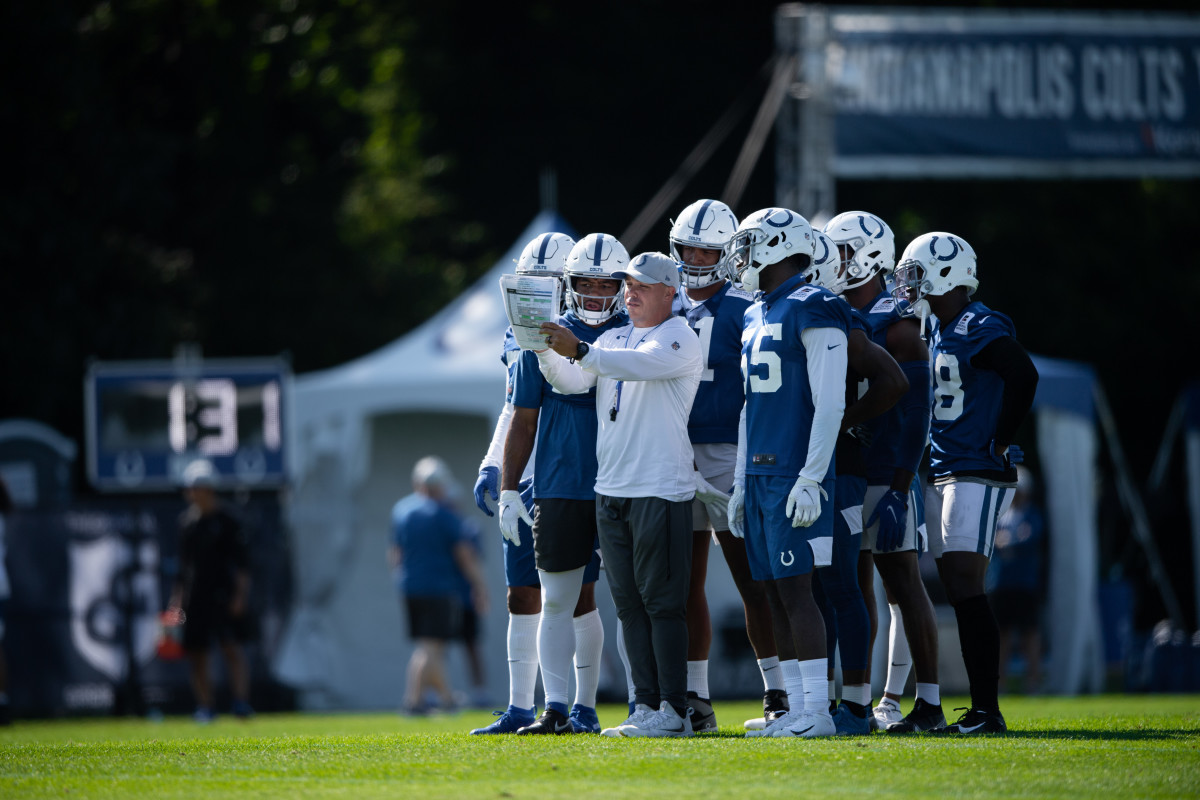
xmin=0 ymin=1 xmax=482 ymax=458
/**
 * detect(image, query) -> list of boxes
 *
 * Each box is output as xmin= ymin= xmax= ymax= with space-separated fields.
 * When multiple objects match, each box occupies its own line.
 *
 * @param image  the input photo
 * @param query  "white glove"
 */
xmin=693 ymin=470 xmax=728 ymax=507
xmin=727 ymin=484 xmax=746 ymax=539
xmin=498 ymin=489 xmax=534 ymax=546
xmin=785 ymin=476 xmax=828 ymax=528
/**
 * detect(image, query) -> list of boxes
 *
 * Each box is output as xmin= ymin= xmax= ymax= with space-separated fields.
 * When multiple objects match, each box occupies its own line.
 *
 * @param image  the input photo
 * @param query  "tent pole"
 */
xmin=1094 ymin=383 xmax=1187 ymax=630
xmin=619 ymin=58 xmax=770 ymax=250
xmin=1148 ymin=393 xmax=1185 ymax=493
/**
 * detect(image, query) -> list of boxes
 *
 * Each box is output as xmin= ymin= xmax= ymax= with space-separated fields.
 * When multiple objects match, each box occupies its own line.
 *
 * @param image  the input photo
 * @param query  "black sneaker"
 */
xmin=516 ymin=707 xmax=574 ymax=735
xmin=933 ymin=707 xmax=1007 ymax=735
xmin=686 ymin=691 xmax=717 ymax=733
xmin=764 ymin=688 xmax=789 ymax=722
xmin=885 ymin=698 xmax=946 ymax=733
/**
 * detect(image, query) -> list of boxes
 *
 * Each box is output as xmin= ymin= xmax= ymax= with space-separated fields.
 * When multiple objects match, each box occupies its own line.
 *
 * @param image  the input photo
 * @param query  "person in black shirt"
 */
xmin=168 ymin=460 xmax=254 ymax=722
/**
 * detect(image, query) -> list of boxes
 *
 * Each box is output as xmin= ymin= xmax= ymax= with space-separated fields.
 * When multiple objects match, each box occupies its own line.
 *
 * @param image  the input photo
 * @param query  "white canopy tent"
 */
xmin=1030 ymin=356 xmax=1105 ymax=695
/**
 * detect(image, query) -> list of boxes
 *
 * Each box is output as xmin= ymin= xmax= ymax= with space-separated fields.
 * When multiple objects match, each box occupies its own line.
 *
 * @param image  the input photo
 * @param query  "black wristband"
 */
xmin=574 ymin=341 xmax=590 ymax=361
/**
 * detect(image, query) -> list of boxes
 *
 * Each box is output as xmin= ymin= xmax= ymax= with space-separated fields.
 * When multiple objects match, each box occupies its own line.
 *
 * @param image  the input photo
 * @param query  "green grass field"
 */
xmin=2 ymin=695 xmax=1198 ymax=798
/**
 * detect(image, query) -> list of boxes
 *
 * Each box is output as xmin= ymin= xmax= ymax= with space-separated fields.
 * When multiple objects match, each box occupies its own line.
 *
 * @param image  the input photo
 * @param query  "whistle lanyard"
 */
xmin=609 ymin=321 xmax=665 ymax=422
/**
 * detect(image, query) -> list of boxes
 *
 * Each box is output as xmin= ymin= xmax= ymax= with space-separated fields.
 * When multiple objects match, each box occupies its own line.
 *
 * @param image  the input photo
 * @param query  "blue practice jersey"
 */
xmin=861 ymin=291 xmax=920 ymax=484
xmin=511 ymin=310 xmax=628 ymax=499
xmin=928 ymin=301 xmax=1016 ymax=478
xmin=742 ymin=275 xmax=852 ymax=477
xmin=391 ymin=493 xmax=470 ymax=596
xmin=678 ymin=283 xmax=754 ymax=444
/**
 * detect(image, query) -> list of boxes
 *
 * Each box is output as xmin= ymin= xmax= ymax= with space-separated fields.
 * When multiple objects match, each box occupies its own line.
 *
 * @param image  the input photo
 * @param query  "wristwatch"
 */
xmin=574 ymin=341 xmax=590 ymax=361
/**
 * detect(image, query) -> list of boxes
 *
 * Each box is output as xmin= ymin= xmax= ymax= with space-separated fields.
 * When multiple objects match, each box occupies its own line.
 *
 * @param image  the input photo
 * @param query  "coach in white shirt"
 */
xmin=538 ymin=251 xmax=703 ymax=737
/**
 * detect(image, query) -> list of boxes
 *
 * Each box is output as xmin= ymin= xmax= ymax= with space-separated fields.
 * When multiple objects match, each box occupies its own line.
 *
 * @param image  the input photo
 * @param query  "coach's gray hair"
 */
xmin=412 ymin=456 xmax=456 ymax=493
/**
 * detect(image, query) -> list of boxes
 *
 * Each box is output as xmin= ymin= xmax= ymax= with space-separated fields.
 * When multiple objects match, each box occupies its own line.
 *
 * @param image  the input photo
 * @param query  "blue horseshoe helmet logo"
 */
xmin=765 ymin=209 xmax=794 ymax=228
xmin=856 ymin=215 xmax=883 ymax=239
xmin=812 ymin=233 xmax=830 ymax=265
xmin=929 ymin=235 xmax=960 ymax=261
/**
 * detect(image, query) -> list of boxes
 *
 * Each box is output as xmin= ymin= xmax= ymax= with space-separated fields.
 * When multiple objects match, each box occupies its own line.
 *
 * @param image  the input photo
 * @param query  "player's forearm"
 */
xmin=800 ymin=327 xmax=848 ymax=483
xmin=583 ymin=342 xmax=696 ymax=381
xmin=536 ymin=349 xmax=594 ymax=395
xmin=974 ymin=337 xmax=1039 ymax=446
xmin=843 ymin=343 xmax=908 ymax=430
xmin=734 ymin=405 xmax=747 ymax=486
xmin=892 ymin=359 xmax=933 ymax=479
xmin=501 ymin=419 xmax=536 ymax=492
xmin=480 ymin=402 xmax=514 ymax=471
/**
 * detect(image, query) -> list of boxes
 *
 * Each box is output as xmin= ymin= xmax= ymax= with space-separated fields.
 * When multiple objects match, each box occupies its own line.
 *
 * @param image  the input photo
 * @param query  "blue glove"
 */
xmin=474 ymin=465 xmax=499 ymax=516
xmin=867 ymin=489 xmax=908 ymax=552
xmin=989 ymin=441 xmax=1024 ymax=470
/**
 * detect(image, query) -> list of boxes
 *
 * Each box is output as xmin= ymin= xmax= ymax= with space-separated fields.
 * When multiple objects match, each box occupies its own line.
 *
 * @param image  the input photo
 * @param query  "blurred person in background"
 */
xmin=389 ymin=456 xmax=488 ymax=715
xmin=168 ymin=460 xmax=254 ymax=723
xmin=0 ymin=476 xmax=12 ymax=725
xmin=987 ymin=465 xmax=1047 ymax=694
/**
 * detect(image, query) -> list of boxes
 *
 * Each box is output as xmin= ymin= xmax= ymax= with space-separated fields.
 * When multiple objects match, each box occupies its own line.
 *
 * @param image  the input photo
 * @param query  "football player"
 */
xmin=803 ymin=229 xmax=908 ymax=734
xmin=892 ymin=231 xmax=1038 ymax=734
xmin=667 ymin=198 xmax=785 ymax=733
xmin=504 ymin=233 xmax=630 ymax=735
xmin=823 ymin=211 xmax=943 ymax=734
xmin=470 ymin=232 xmax=575 ymax=734
xmin=725 ymin=207 xmax=846 ymax=739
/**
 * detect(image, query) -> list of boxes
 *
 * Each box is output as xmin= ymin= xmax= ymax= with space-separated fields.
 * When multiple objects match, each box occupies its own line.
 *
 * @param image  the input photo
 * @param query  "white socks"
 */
xmin=508 ymin=613 xmax=540 ymax=711
xmin=758 ymin=656 xmax=784 ymax=691
xmin=687 ymin=660 xmax=709 ymax=698
xmin=537 ymin=567 xmax=585 ymax=709
xmin=572 ymin=609 xmax=604 ymax=709
xmin=799 ymin=658 xmax=829 ymax=713
xmin=884 ymin=603 xmax=912 ymax=696
xmin=916 ymin=682 xmax=941 ymax=706
xmin=844 ymin=683 xmax=871 ymax=707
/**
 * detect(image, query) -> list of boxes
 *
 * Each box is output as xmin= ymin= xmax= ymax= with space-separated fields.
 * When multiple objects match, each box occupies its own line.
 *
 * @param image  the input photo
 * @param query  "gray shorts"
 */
xmin=533 ymin=498 xmax=599 ymax=572
xmin=691 ymin=442 xmax=735 ymax=534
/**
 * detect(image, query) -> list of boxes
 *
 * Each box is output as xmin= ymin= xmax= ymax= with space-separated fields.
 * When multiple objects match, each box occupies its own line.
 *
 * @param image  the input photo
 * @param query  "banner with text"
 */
xmin=827 ymin=10 xmax=1200 ymax=177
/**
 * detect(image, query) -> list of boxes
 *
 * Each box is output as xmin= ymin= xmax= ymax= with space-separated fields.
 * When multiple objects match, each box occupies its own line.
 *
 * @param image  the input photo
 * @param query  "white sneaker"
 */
xmin=601 ymin=703 xmax=655 ymax=737
xmin=746 ymin=707 xmax=804 ymax=738
xmin=744 ymin=717 xmax=767 ymax=731
xmin=872 ymin=698 xmax=903 ymax=730
xmin=770 ymin=709 xmax=836 ymax=738
xmin=619 ymin=701 xmax=693 ymax=738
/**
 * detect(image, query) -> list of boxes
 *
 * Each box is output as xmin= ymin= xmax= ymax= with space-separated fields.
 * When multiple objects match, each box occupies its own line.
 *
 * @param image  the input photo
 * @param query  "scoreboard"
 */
xmin=84 ymin=357 xmax=291 ymax=491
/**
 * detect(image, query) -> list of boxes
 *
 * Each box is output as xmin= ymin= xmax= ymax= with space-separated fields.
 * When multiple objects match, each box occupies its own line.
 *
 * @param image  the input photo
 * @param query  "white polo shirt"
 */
xmin=538 ymin=316 xmax=702 ymax=501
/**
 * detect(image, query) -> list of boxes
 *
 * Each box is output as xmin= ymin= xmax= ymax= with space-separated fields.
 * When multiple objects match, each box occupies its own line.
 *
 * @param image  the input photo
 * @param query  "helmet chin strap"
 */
xmin=910 ymin=297 xmax=931 ymax=333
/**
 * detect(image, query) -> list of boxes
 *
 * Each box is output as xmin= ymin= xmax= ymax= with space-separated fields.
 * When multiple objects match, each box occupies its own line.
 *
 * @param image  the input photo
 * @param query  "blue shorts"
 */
xmin=504 ymin=480 xmax=541 ymax=588
xmin=504 ymin=480 xmax=600 ymax=586
xmin=744 ymin=473 xmax=836 ymax=581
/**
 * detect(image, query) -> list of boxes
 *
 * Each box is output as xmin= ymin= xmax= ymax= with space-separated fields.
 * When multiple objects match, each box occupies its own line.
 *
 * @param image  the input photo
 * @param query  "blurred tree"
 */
xmin=0 ymin=1 xmax=486 ymax=463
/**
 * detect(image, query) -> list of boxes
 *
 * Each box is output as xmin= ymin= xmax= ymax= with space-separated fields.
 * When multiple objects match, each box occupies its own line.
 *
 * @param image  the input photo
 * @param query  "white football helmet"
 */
xmin=803 ymin=229 xmax=844 ymax=294
xmin=892 ymin=232 xmax=979 ymax=318
xmin=823 ymin=211 xmax=895 ymax=291
xmin=564 ymin=233 xmax=628 ymax=324
xmin=725 ymin=207 xmax=814 ymax=293
xmin=516 ymin=231 xmax=575 ymax=277
xmin=516 ymin=231 xmax=573 ymax=313
xmin=669 ymin=198 xmax=739 ymax=289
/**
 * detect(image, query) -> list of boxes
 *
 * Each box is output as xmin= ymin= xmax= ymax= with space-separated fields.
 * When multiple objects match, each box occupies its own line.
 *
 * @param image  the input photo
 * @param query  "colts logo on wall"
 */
xmin=67 ymin=512 xmax=161 ymax=681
